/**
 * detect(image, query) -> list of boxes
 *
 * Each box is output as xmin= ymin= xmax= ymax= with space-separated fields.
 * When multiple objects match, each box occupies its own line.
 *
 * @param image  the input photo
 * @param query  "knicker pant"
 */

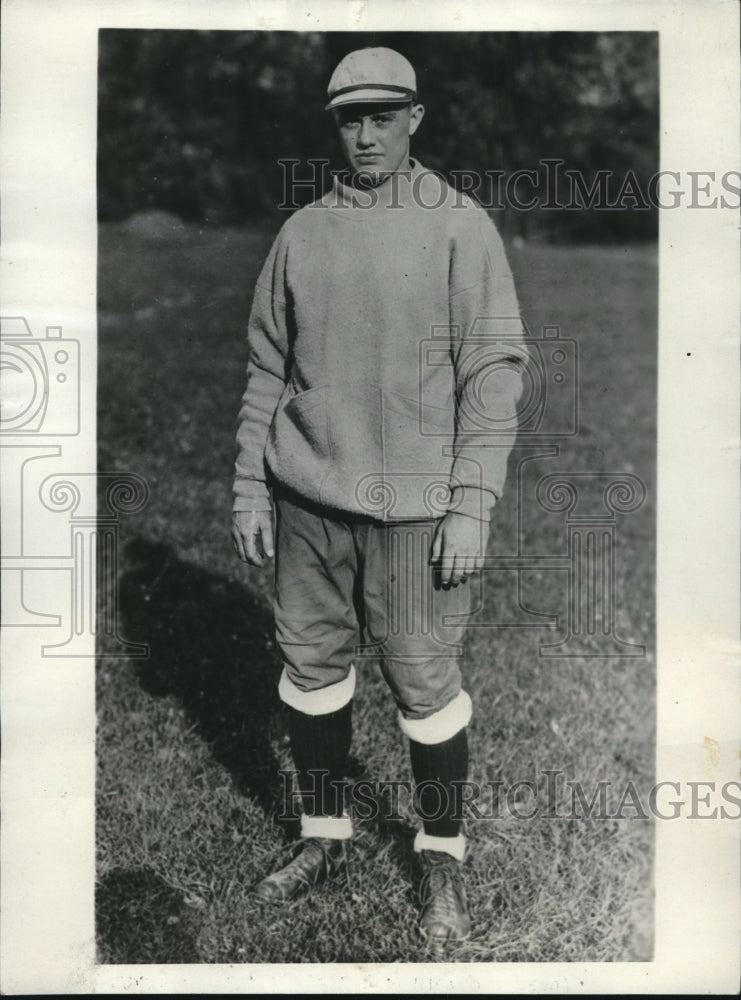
xmin=273 ymin=487 xmax=474 ymax=734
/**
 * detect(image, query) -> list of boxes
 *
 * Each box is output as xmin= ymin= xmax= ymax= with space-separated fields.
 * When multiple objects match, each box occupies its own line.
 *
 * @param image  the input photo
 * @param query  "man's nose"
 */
xmin=357 ymin=117 xmax=375 ymax=147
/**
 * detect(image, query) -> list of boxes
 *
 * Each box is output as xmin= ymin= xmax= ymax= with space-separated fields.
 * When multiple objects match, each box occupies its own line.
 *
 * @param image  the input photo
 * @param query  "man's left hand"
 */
xmin=430 ymin=512 xmax=490 ymax=587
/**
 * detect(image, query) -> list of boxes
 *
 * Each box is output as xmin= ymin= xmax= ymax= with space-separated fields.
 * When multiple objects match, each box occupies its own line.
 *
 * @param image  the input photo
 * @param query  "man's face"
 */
xmin=333 ymin=101 xmax=425 ymax=185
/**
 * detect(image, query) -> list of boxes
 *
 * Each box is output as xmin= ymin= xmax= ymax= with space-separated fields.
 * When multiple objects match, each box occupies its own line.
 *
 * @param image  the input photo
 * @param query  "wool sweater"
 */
xmin=233 ymin=159 xmax=529 ymax=522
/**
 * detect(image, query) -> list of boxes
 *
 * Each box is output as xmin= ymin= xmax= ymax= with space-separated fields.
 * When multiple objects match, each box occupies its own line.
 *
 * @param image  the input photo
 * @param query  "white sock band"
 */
xmin=414 ymin=829 xmax=466 ymax=862
xmin=300 ymin=813 xmax=353 ymax=840
xmin=278 ymin=664 xmax=356 ymax=716
xmin=398 ymin=689 xmax=472 ymax=745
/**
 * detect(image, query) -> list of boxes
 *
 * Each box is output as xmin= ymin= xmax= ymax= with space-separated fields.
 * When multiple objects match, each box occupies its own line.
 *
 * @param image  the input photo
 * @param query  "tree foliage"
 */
xmin=98 ymin=30 xmax=658 ymax=242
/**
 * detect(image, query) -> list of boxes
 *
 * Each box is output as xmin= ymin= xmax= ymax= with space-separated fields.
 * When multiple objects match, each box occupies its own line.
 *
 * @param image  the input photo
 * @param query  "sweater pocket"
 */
xmin=265 ymin=384 xmax=330 ymax=492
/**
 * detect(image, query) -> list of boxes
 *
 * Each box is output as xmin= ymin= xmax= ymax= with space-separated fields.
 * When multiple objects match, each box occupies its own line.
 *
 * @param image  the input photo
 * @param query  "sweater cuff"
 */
xmin=233 ymin=477 xmax=272 ymax=513
xmin=447 ymin=485 xmax=497 ymax=522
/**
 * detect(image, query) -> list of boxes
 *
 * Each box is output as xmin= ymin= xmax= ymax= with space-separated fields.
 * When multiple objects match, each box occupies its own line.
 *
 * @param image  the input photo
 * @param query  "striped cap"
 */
xmin=325 ymin=47 xmax=417 ymax=111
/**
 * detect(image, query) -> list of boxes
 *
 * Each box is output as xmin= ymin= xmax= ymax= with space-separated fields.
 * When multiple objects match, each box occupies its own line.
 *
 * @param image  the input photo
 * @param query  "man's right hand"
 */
xmin=231 ymin=509 xmax=275 ymax=566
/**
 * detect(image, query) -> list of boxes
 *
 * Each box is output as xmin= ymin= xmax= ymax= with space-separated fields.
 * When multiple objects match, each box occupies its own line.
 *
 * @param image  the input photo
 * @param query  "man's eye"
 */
xmin=373 ymin=116 xmax=393 ymax=125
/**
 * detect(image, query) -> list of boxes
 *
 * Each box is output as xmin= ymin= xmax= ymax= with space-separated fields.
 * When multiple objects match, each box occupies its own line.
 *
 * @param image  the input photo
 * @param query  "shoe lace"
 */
xmin=288 ymin=837 xmax=345 ymax=884
xmin=279 ymin=837 xmax=333 ymax=888
xmin=419 ymin=851 xmax=465 ymax=913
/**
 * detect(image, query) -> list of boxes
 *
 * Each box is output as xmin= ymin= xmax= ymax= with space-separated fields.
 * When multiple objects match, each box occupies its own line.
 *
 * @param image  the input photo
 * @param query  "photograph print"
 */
xmin=95 ymin=28 xmax=658 ymax=964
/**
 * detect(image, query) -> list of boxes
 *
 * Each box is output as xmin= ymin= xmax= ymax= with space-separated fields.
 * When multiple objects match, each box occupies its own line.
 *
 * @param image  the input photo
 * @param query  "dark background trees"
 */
xmin=98 ymin=30 xmax=658 ymax=242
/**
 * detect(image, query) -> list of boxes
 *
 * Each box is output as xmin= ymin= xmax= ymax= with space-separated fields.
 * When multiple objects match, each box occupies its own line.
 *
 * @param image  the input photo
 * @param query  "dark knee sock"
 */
xmin=288 ymin=701 xmax=352 ymax=819
xmin=409 ymin=727 xmax=468 ymax=839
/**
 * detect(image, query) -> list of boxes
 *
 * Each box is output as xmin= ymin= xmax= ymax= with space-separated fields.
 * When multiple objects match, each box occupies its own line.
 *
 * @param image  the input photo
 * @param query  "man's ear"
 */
xmin=408 ymin=103 xmax=425 ymax=136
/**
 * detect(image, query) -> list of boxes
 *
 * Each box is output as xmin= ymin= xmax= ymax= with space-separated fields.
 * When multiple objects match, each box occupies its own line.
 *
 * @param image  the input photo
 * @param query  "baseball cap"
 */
xmin=325 ymin=47 xmax=417 ymax=111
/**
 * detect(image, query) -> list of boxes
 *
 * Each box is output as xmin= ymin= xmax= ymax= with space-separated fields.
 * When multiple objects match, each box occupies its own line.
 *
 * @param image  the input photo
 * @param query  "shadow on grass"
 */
xmin=118 ymin=537 xmax=286 ymax=820
xmin=341 ymin=752 xmax=420 ymax=903
xmin=96 ymin=867 xmax=201 ymax=964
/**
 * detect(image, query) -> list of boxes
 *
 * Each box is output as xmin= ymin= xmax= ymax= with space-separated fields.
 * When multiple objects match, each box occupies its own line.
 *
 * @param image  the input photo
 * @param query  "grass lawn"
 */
xmin=96 ymin=219 xmax=656 ymax=964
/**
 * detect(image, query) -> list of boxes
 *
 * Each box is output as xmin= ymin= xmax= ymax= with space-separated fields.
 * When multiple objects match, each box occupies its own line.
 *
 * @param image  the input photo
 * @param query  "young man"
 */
xmin=231 ymin=47 xmax=528 ymax=952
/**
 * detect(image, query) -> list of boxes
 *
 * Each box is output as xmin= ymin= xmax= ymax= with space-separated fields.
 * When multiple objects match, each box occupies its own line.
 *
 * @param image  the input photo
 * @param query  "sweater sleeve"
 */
xmin=447 ymin=207 xmax=530 ymax=522
xmin=233 ymin=233 xmax=290 ymax=513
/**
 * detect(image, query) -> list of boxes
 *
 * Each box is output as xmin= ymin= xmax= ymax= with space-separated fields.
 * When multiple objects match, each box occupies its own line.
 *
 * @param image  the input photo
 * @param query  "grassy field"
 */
xmin=96 ymin=219 xmax=656 ymax=964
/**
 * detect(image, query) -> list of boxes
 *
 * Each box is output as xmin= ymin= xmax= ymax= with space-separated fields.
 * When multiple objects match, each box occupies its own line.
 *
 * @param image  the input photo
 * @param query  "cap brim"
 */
xmin=325 ymin=88 xmax=414 ymax=111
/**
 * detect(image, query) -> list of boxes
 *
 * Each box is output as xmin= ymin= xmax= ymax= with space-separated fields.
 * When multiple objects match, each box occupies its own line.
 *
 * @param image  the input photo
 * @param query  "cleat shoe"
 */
xmin=252 ymin=837 xmax=346 ymax=903
xmin=416 ymin=849 xmax=471 ymax=952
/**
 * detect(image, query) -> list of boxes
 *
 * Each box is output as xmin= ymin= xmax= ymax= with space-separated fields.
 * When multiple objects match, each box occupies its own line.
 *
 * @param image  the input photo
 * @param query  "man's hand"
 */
xmin=231 ymin=509 xmax=274 ymax=566
xmin=430 ymin=511 xmax=490 ymax=587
